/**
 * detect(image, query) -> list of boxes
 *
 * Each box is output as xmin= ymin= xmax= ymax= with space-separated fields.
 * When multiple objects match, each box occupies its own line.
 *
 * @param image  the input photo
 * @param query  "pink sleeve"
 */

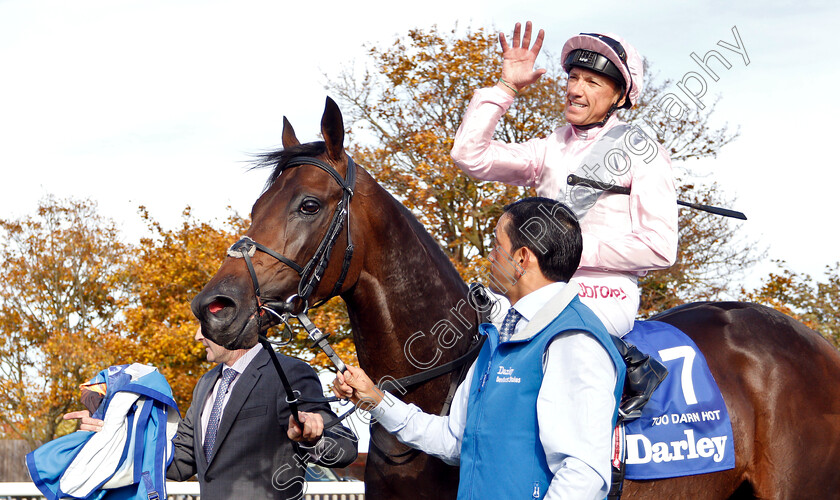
xmin=580 ymin=146 xmax=679 ymax=272
xmin=450 ymin=87 xmax=546 ymax=187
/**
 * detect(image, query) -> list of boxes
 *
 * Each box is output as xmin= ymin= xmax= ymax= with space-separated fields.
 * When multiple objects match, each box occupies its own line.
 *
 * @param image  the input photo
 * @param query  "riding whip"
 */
xmin=566 ymin=174 xmax=747 ymax=220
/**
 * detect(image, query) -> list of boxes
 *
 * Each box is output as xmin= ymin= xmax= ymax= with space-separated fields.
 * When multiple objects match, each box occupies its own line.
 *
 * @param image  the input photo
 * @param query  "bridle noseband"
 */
xmin=228 ymin=155 xmax=357 ymax=321
xmin=225 ymin=154 xmax=357 ymax=429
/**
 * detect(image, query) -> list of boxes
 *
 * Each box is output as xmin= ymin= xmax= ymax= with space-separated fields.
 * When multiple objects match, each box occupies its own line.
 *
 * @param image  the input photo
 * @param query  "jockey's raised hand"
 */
xmin=497 ymin=21 xmax=547 ymax=96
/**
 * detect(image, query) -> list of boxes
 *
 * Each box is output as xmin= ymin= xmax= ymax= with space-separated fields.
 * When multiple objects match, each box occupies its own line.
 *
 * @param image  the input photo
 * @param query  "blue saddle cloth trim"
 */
xmin=623 ymin=320 xmax=735 ymax=479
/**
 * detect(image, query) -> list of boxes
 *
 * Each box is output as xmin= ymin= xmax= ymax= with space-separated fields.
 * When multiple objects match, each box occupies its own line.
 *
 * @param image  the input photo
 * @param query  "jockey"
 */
xmin=451 ymin=22 xmax=678 ymax=337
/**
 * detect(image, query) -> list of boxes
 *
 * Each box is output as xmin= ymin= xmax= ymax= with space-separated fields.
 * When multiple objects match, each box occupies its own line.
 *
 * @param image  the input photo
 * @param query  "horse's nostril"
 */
xmin=207 ymin=297 xmax=235 ymax=315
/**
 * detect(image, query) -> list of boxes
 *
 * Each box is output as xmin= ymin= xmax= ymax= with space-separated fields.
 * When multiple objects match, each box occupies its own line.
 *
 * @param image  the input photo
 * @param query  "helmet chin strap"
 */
xmin=573 ymin=102 xmax=619 ymax=131
xmin=571 ymin=84 xmax=626 ymax=131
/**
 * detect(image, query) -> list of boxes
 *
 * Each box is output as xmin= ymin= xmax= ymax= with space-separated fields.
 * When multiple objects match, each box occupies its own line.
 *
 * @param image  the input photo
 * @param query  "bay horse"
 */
xmin=192 ymin=97 xmax=840 ymax=499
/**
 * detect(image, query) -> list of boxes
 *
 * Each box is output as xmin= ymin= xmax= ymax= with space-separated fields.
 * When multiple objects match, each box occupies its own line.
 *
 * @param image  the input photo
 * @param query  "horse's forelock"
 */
xmin=253 ymin=142 xmax=327 ymax=191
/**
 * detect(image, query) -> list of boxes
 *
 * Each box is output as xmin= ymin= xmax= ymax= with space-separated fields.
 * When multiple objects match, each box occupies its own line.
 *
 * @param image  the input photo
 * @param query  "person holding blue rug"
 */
xmin=61 ymin=326 xmax=357 ymax=500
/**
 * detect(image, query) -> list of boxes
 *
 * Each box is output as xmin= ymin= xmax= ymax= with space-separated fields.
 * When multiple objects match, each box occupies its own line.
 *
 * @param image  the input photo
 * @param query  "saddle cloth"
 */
xmin=622 ymin=320 xmax=735 ymax=479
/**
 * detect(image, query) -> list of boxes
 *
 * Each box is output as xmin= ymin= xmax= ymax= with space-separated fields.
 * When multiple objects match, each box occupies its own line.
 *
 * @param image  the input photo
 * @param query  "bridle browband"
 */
xmin=226 ymin=154 xmax=357 ymax=429
xmin=223 ymin=153 xmax=486 ymax=440
xmin=229 ymin=154 xmax=357 ymax=314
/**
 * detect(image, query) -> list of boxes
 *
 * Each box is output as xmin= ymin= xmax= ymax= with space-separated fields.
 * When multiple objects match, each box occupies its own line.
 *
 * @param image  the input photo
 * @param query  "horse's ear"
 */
xmin=282 ymin=116 xmax=300 ymax=149
xmin=321 ymin=97 xmax=345 ymax=162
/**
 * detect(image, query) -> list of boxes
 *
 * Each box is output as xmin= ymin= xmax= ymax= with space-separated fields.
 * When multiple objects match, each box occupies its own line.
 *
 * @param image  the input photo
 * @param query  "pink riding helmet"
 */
xmin=561 ymin=33 xmax=643 ymax=109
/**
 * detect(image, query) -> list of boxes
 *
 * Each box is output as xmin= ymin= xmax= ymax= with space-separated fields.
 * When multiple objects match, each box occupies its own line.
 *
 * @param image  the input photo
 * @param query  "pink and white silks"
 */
xmin=451 ymin=86 xmax=678 ymax=337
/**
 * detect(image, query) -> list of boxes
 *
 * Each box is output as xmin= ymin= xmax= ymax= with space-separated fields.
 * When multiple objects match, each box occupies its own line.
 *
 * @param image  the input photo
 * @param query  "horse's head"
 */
xmin=192 ymin=97 xmax=360 ymax=349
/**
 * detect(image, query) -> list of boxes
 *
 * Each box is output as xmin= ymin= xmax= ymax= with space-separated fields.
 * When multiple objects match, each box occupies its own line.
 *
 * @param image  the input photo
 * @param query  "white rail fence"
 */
xmin=0 ymin=481 xmax=365 ymax=500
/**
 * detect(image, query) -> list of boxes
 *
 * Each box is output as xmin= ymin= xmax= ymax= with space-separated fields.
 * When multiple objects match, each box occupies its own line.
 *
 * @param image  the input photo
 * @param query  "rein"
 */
xmin=227 ymin=154 xmax=356 ymax=428
xmin=368 ymin=335 xmax=486 ymax=463
xmin=225 ymin=155 xmax=491 ymax=445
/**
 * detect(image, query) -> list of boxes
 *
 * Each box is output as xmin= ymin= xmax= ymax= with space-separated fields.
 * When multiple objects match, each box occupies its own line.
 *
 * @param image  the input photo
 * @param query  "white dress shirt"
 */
xmin=200 ymin=343 xmax=264 ymax=442
xmin=370 ymin=282 xmax=618 ymax=500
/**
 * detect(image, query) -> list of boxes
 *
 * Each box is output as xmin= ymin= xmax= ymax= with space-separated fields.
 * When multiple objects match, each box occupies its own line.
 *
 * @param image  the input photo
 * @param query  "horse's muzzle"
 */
xmin=191 ymin=290 xmax=254 ymax=349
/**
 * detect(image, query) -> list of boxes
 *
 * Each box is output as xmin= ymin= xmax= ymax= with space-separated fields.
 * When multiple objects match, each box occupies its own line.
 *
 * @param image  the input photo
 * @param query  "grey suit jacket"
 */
xmin=167 ymin=348 xmax=358 ymax=500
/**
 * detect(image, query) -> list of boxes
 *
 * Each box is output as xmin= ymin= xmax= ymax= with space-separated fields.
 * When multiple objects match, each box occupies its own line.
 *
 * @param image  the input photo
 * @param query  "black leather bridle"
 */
xmin=225 ymin=153 xmax=486 ymax=437
xmin=226 ymin=154 xmax=356 ymax=428
xmin=229 ymin=155 xmax=357 ymax=318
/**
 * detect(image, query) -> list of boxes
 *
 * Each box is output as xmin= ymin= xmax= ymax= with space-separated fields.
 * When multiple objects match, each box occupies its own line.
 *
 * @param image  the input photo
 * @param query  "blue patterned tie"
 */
xmin=204 ymin=368 xmax=237 ymax=462
xmin=499 ymin=307 xmax=522 ymax=343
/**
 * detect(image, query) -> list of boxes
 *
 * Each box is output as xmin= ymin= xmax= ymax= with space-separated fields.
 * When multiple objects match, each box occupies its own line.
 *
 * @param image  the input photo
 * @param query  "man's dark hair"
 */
xmin=502 ymin=197 xmax=582 ymax=282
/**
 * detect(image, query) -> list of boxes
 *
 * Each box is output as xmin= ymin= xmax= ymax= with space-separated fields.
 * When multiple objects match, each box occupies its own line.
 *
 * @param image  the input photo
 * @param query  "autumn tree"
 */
xmin=326 ymin=24 xmax=749 ymax=310
xmin=0 ymin=196 xmax=133 ymax=448
xmin=742 ymin=261 xmax=840 ymax=347
xmin=329 ymin=25 xmax=539 ymax=279
xmin=120 ymin=205 xmax=355 ymax=409
xmin=0 ymin=192 xmax=355 ymax=447
xmin=111 ymin=206 xmax=250 ymax=409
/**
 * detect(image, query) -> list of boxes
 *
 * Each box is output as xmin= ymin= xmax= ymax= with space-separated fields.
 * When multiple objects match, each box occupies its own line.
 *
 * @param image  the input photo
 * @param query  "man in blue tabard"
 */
xmin=334 ymin=197 xmax=626 ymax=499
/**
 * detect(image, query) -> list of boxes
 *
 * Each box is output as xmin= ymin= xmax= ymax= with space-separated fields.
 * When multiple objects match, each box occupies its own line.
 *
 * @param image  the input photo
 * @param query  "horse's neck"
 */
xmin=344 ymin=181 xmax=473 ymax=380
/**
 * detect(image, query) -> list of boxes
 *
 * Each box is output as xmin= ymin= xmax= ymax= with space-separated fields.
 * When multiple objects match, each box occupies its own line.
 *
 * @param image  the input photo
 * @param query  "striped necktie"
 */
xmin=203 ymin=368 xmax=236 ymax=462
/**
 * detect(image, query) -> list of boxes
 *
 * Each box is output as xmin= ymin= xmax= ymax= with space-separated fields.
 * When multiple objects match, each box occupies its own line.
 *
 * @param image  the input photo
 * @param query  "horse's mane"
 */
xmin=252 ymin=142 xmax=327 ymax=192
xmin=253 ymin=141 xmax=467 ymax=291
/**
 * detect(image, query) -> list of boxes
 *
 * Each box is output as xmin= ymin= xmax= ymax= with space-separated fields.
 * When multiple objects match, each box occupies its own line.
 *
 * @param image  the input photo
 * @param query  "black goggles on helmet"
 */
xmin=564 ymin=49 xmax=624 ymax=85
xmin=581 ymin=33 xmax=627 ymax=63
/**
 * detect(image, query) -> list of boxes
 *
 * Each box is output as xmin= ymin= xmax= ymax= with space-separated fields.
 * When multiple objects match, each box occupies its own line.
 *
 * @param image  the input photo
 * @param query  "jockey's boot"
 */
xmin=610 ymin=336 xmax=669 ymax=421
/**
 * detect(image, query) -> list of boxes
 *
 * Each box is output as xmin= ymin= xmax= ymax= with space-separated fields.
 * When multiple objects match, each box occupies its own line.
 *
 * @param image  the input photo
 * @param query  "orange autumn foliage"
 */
xmin=0 ymin=196 xmax=133 ymax=447
xmin=116 ymin=206 xmax=250 ymax=411
xmin=741 ymin=261 xmax=840 ymax=348
xmin=327 ymin=24 xmax=745 ymax=313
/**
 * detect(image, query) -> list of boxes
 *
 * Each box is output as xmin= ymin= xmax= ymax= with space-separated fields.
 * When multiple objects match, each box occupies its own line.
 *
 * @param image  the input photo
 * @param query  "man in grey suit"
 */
xmin=68 ymin=327 xmax=357 ymax=500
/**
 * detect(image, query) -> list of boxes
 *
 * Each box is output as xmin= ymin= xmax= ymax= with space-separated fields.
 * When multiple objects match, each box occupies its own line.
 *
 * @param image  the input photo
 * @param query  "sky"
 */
xmin=3 ymin=0 xmax=839 ymax=288
xmin=2 ymin=0 xmax=838 ymax=455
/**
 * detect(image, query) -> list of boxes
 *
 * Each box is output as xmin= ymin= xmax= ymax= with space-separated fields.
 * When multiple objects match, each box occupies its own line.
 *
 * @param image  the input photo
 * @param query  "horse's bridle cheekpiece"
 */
xmin=223 ymin=153 xmax=484 ymax=436
xmin=226 ymin=154 xmax=357 ymax=429
xmin=228 ymin=155 xmax=357 ymax=314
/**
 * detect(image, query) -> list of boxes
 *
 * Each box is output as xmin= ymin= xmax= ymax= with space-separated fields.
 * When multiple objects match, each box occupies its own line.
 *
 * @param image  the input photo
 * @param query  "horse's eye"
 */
xmin=300 ymin=199 xmax=321 ymax=215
